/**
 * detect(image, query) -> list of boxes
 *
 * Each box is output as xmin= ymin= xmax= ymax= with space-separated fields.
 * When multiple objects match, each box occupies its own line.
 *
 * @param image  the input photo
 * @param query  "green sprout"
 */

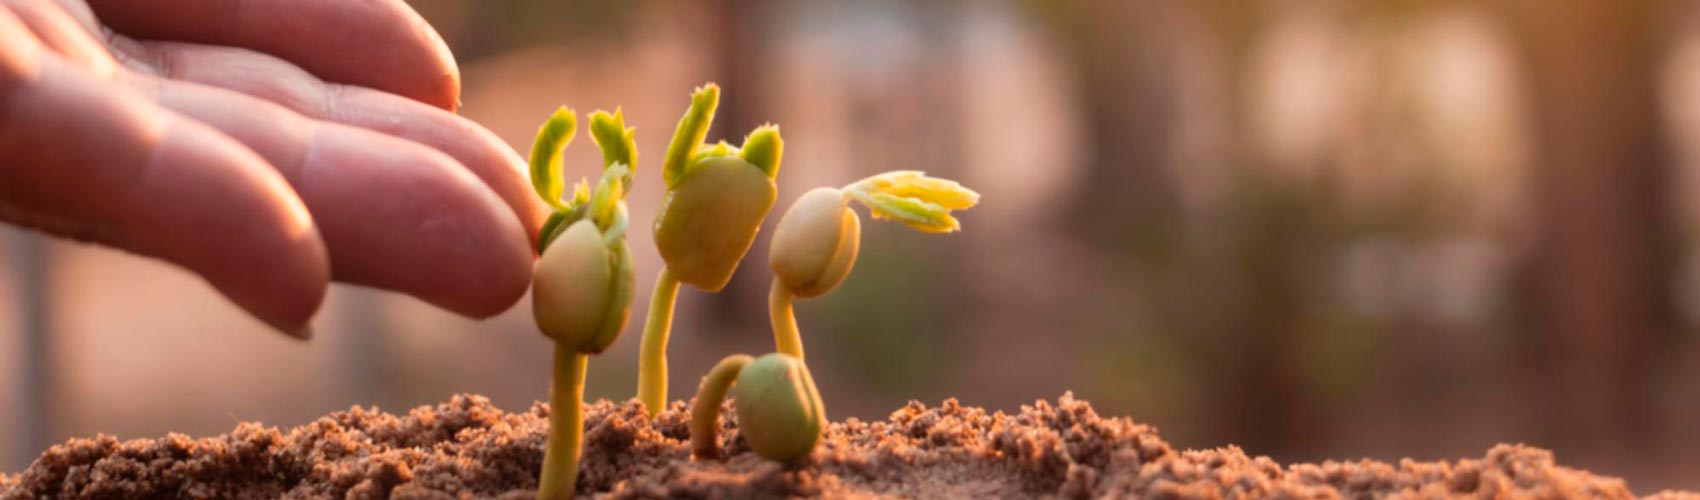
xmin=527 ymin=107 xmax=638 ymax=500
xmin=767 ymin=171 xmax=979 ymax=358
xmin=637 ymin=83 xmax=784 ymax=415
xmin=690 ymin=353 xmax=825 ymax=463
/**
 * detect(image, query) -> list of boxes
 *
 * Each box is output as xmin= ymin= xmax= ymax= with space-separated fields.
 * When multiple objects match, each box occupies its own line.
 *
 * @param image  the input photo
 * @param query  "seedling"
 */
xmin=690 ymin=353 xmax=825 ymax=463
xmin=528 ymin=107 xmax=638 ymax=500
xmin=767 ymin=172 xmax=979 ymax=358
xmin=636 ymin=83 xmax=785 ymax=415
xmin=685 ymin=172 xmax=977 ymax=467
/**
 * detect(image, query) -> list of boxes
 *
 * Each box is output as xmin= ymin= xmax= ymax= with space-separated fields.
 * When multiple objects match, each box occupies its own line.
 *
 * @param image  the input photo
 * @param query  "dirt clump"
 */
xmin=1 ymin=393 xmax=1690 ymax=499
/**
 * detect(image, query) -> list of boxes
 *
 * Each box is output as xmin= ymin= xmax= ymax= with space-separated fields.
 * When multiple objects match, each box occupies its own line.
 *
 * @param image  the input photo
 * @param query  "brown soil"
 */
xmin=2 ymin=393 xmax=1693 ymax=499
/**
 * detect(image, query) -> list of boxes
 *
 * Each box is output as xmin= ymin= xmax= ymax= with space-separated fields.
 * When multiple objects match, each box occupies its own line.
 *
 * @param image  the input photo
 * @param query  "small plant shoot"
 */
xmin=527 ymin=106 xmax=638 ymax=500
xmin=686 ymin=172 xmax=976 ymax=468
xmin=767 ymin=171 xmax=980 ymax=358
xmin=523 ymin=86 xmax=977 ymax=495
xmin=636 ymin=84 xmax=785 ymax=416
xmin=690 ymin=353 xmax=825 ymax=464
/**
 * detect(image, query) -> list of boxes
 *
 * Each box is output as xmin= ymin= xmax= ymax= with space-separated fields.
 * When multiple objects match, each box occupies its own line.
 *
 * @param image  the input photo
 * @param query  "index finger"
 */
xmin=86 ymin=0 xmax=460 ymax=110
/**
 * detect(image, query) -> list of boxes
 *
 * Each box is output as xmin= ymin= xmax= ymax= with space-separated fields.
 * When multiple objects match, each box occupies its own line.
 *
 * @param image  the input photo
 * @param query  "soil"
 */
xmin=2 ymin=393 xmax=1694 ymax=499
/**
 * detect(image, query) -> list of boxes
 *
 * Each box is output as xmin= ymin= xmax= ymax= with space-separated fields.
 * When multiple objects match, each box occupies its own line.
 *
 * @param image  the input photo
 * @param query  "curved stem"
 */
xmin=769 ymin=278 xmax=804 ymax=359
xmin=637 ymin=268 xmax=682 ymax=415
xmin=690 ymin=354 xmax=754 ymax=460
xmin=538 ymin=346 xmax=587 ymax=500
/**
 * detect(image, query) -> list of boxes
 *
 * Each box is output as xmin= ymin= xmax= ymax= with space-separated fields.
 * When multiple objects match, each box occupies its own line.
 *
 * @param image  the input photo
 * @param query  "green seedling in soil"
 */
xmin=528 ymin=107 xmax=638 ymax=500
xmin=690 ymin=353 xmax=826 ymax=463
xmin=637 ymin=83 xmax=784 ymax=415
xmin=767 ymin=171 xmax=979 ymax=358
xmin=683 ymin=172 xmax=974 ymax=466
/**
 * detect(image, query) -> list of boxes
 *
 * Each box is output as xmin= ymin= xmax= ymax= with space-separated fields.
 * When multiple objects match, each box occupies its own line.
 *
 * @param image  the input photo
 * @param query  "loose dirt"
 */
xmin=2 ymin=393 xmax=1693 ymax=499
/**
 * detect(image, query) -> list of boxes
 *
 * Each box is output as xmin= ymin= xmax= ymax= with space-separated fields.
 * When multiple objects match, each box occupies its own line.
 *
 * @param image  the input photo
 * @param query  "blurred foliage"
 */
xmin=1082 ymin=162 xmax=1487 ymax=451
xmin=820 ymin=226 xmax=953 ymax=395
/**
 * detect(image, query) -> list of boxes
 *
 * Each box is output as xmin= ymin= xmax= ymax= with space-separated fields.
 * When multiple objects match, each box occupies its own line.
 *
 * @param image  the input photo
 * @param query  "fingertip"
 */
xmin=331 ymin=86 xmax=543 ymax=243
xmin=413 ymin=13 xmax=461 ymax=112
xmin=302 ymin=127 xmax=531 ymax=319
xmin=285 ymin=324 xmax=314 ymax=341
xmin=406 ymin=179 xmax=530 ymax=318
xmin=379 ymin=0 xmax=461 ymax=111
xmin=425 ymin=175 xmax=533 ymax=319
xmin=134 ymin=73 xmax=526 ymax=322
xmin=246 ymin=252 xmax=329 ymax=336
xmin=433 ymin=109 xmax=541 ymax=236
xmin=409 ymin=172 xmax=533 ymax=320
xmin=381 ymin=0 xmax=460 ymax=111
xmin=471 ymin=124 xmax=548 ymax=245
xmin=450 ymin=227 xmax=533 ymax=319
xmin=124 ymin=116 xmax=331 ymax=335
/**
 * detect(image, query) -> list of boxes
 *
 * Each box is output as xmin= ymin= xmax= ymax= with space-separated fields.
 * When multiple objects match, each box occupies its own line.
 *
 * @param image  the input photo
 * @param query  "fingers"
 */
xmin=329 ymin=84 xmax=549 ymax=247
xmin=110 ymin=40 xmax=548 ymax=246
xmin=0 ymin=17 xmax=329 ymax=336
xmin=0 ymin=0 xmax=114 ymax=75
xmin=126 ymin=74 xmax=533 ymax=317
xmin=86 ymin=0 xmax=459 ymax=110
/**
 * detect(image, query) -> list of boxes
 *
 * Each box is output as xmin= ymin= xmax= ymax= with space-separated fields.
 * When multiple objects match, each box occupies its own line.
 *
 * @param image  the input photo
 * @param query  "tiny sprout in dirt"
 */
xmin=527 ymin=106 xmax=637 ymax=500
xmin=690 ymin=353 xmax=825 ymax=464
xmin=684 ymin=171 xmax=977 ymax=467
xmin=636 ymin=83 xmax=785 ymax=416
xmin=523 ymin=84 xmax=978 ymax=496
xmin=767 ymin=171 xmax=980 ymax=358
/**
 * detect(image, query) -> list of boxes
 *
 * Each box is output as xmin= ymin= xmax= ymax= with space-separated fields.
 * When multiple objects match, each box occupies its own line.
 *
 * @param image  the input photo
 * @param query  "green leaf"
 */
xmin=739 ymin=125 xmax=783 ymax=179
xmin=601 ymin=203 xmax=629 ymax=247
xmin=589 ymin=108 xmax=637 ymax=189
xmin=569 ymin=180 xmax=591 ymax=208
xmin=528 ymin=107 xmax=577 ymax=210
xmin=848 ymin=191 xmax=961 ymax=233
xmin=590 ymin=163 xmax=629 ymax=231
xmin=663 ymin=83 xmax=719 ymax=189
xmin=844 ymin=171 xmax=979 ymax=233
xmin=854 ymin=171 xmax=979 ymax=210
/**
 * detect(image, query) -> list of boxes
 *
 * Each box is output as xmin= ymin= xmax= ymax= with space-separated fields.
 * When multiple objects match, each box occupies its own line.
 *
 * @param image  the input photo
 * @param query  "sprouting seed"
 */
xmin=636 ymin=83 xmax=785 ymax=416
xmin=527 ymin=107 xmax=638 ymax=500
xmin=766 ymin=172 xmax=979 ymax=359
xmin=690 ymin=353 xmax=825 ymax=464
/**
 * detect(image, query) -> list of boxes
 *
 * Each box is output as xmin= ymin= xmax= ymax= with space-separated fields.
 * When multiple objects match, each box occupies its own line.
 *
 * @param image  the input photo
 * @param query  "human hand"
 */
xmin=0 ymin=0 xmax=547 ymax=337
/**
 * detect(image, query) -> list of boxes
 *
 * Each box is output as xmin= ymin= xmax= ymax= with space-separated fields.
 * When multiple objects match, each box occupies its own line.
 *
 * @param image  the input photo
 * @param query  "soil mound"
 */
xmin=2 ymin=393 xmax=1690 ymax=499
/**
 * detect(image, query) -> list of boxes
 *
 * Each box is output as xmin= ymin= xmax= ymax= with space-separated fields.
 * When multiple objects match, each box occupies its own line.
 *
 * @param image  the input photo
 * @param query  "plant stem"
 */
xmin=538 ymin=346 xmax=587 ymax=500
xmin=637 ymin=268 xmax=682 ymax=415
xmin=769 ymin=278 xmax=804 ymax=359
xmin=690 ymin=354 xmax=754 ymax=460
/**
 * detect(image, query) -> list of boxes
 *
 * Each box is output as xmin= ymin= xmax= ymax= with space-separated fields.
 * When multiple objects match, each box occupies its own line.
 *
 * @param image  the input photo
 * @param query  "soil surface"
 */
xmin=2 ymin=393 xmax=1694 ymax=499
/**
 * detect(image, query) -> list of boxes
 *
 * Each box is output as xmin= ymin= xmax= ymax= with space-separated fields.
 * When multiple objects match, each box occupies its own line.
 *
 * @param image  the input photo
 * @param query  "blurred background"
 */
xmin=6 ymin=0 xmax=1700 ymax=492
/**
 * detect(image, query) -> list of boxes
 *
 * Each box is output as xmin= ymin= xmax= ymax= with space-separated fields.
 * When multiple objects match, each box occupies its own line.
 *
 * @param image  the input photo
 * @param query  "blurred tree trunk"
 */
xmin=1501 ymin=0 xmax=1677 ymax=457
xmin=1192 ymin=1 xmax=1311 ymax=459
xmin=1041 ymin=0 xmax=1311 ymax=456
xmin=1189 ymin=0 xmax=1320 ymax=457
xmin=1045 ymin=1 xmax=1184 ymax=249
